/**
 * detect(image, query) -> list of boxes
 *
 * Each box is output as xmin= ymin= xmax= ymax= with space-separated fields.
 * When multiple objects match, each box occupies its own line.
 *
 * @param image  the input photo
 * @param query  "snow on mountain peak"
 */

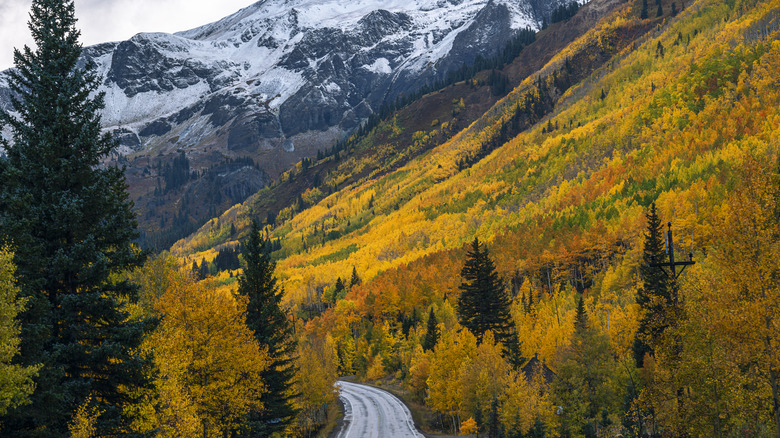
xmin=2 ymin=0 xmax=572 ymax=156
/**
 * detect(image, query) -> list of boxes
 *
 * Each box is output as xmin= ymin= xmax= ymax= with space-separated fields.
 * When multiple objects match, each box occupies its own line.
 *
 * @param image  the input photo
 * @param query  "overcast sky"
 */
xmin=0 ymin=0 xmax=255 ymax=70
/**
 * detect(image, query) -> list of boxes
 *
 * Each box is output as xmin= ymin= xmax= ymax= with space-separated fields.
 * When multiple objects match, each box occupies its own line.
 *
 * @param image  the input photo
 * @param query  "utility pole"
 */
xmin=649 ymin=221 xmax=695 ymax=302
xmin=649 ymin=221 xmax=694 ymax=434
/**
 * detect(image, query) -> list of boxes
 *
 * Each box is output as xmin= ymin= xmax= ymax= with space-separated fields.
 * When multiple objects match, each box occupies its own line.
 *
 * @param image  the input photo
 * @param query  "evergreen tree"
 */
xmin=656 ymin=3 xmax=664 ymax=17
xmin=574 ymin=294 xmax=588 ymax=333
xmin=457 ymin=238 xmax=513 ymax=344
xmin=502 ymin=326 xmax=525 ymax=370
xmin=334 ymin=277 xmax=346 ymax=299
xmin=632 ymin=203 xmax=671 ymax=367
xmin=422 ymin=308 xmax=439 ymax=351
xmin=640 ymin=0 xmax=649 ymax=19
xmin=237 ymin=221 xmax=298 ymax=435
xmin=198 ymin=257 xmax=210 ymax=280
xmin=349 ymin=266 xmax=361 ymax=288
xmin=0 ymin=0 xmax=153 ymax=434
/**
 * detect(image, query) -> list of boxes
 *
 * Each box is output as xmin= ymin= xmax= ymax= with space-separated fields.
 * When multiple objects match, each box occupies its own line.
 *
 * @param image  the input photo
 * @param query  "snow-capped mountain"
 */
xmin=3 ymin=0 xmax=571 ymax=158
xmin=0 ymin=0 xmax=575 ymax=247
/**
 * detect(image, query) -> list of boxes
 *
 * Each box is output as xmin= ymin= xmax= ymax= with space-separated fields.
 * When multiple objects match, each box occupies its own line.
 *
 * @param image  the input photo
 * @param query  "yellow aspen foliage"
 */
xmin=68 ymin=395 xmax=101 ymax=438
xmin=459 ymin=331 xmax=511 ymax=422
xmin=129 ymin=254 xmax=179 ymax=313
xmin=500 ymin=372 xmax=556 ymax=436
xmin=669 ymin=155 xmax=780 ymax=433
xmin=427 ymin=327 xmax=477 ymax=432
xmin=294 ymin=334 xmax=339 ymax=434
xmin=408 ymin=345 xmax=432 ymax=401
xmin=0 ymin=247 xmax=39 ymax=416
xmin=143 ymin=269 xmax=269 ymax=437
xmin=460 ymin=417 xmax=478 ymax=435
xmin=366 ymin=353 xmax=386 ymax=381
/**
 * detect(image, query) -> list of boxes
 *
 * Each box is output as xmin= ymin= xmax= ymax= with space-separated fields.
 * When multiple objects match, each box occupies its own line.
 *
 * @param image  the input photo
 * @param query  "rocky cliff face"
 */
xmin=0 ymin=0 xmax=576 ymax=248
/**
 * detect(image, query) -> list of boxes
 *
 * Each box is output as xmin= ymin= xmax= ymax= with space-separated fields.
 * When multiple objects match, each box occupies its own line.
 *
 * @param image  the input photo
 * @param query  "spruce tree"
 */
xmin=632 ymin=203 xmax=671 ymax=367
xmin=334 ymin=277 xmax=346 ymax=301
xmin=349 ymin=266 xmax=361 ymax=288
xmin=503 ymin=326 xmax=525 ymax=370
xmin=422 ymin=308 xmax=439 ymax=351
xmin=574 ymin=294 xmax=588 ymax=333
xmin=238 ymin=221 xmax=298 ymax=435
xmin=0 ymin=0 xmax=153 ymax=434
xmin=457 ymin=238 xmax=513 ymax=344
xmin=640 ymin=0 xmax=649 ymax=19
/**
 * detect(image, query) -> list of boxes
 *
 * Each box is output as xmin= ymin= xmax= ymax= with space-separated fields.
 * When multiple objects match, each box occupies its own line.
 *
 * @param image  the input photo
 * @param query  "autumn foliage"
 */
xmin=155 ymin=0 xmax=780 ymax=436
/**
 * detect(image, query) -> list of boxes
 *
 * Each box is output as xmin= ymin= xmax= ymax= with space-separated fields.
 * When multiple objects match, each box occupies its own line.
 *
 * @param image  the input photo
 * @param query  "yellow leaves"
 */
xmin=604 ymin=300 xmax=639 ymax=359
xmin=142 ymin=268 xmax=269 ymax=437
xmin=427 ymin=327 xmax=476 ymax=416
xmin=459 ymin=331 xmax=511 ymax=419
xmin=460 ymin=417 xmax=478 ymax=435
xmin=408 ymin=345 xmax=432 ymax=400
xmin=366 ymin=354 xmax=386 ymax=381
xmin=699 ymin=156 xmax=780 ymax=346
xmin=0 ymin=247 xmax=39 ymax=416
xmin=69 ymin=395 xmax=101 ymax=438
xmin=499 ymin=372 xmax=555 ymax=437
xmin=294 ymin=334 xmax=339 ymax=432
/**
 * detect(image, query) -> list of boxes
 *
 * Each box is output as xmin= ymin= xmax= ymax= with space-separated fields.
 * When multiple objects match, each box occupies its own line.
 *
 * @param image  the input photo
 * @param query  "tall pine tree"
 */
xmin=632 ymin=203 xmax=671 ymax=367
xmin=0 ymin=0 xmax=153 ymax=435
xmin=422 ymin=307 xmax=439 ymax=351
xmin=237 ymin=221 xmax=298 ymax=435
xmin=574 ymin=294 xmax=588 ymax=333
xmin=457 ymin=238 xmax=513 ymax=345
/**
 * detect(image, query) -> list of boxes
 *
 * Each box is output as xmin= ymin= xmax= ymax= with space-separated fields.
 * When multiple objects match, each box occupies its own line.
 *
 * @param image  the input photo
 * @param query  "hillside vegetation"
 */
xmin=170 ymin=0 xmax=780 ymax=435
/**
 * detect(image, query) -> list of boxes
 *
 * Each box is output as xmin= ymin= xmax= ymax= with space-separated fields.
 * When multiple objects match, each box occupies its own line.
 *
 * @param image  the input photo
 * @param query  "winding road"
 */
xmin=335 ymin=381 xmax=424 ymax=438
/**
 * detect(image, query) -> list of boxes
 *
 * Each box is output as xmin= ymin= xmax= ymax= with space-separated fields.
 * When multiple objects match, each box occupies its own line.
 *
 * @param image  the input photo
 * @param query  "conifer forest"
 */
xmin=2 ymin=0 xmax=780 ymax=436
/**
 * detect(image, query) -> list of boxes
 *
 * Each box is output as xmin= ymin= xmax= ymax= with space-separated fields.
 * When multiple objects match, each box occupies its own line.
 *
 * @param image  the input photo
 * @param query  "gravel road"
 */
xmin=335 ymin=381 xmax=424 ymax=438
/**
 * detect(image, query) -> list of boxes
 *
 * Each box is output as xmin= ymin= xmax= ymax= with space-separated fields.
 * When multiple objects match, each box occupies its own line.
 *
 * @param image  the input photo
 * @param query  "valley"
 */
xmin=2 ymin=0 xmax=780 ymax=436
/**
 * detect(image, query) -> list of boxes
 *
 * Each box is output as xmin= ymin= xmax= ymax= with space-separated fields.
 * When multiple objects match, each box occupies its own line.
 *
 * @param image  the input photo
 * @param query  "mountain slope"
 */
xmin=1 ymin=0 xmax=575 ymax=250
xmin=173 ymin=0 xmax=780 ymax=314
xmin=166 ymin=0 xmax=612 ymax=259
xmin=170 ymin=0 xmax=780 ymax=433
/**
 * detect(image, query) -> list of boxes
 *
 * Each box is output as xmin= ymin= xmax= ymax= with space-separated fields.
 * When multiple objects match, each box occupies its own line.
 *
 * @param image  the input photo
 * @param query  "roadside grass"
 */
xmin=318 ymin=399 xmax=343 ymax=438
xmin=360 ymin=377 xmax=475 ymax=438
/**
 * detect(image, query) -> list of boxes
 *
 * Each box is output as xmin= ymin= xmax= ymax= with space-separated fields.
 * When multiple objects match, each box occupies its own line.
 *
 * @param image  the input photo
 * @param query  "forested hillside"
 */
xmin=171 ymin=0 xmax=780 ymax=435
xmin=3 ymin=0 xmax=780 ymax=436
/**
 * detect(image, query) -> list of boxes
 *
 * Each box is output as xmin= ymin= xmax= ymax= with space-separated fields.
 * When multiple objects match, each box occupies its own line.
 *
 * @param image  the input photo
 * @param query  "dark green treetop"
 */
xmin=574 ymin=294 xmax=588 ymax=334
xmin=0 ymin=0 xmax=154 ymax=435
xmin=237 ymin=221 xmax=299 ymax=435
xmin=457 ymin=238 xmax=513 ymax=345
xmin=350 ymin=266 xmax=361 ymax=288
xmin=422 ymin=307 xmax=439 ymax=351
xmin=632 ymin=203 xmax=671 ymax=367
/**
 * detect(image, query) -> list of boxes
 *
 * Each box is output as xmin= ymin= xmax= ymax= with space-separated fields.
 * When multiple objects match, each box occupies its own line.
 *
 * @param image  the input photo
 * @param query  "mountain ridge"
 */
xmin=1 ymin=0 xmax=577 ymax=250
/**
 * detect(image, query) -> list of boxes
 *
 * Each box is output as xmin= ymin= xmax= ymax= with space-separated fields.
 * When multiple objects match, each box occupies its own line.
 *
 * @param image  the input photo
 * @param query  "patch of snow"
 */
xmin=100 ymin=80 xmax=212 ymax=127
xmin=363 ymin=58 xmax=392 ymax=74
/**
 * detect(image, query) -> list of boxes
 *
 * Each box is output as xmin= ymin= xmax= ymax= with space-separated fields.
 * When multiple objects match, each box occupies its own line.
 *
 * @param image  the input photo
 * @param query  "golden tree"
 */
xmin=143 ymin=268 xmax=269 ymax=437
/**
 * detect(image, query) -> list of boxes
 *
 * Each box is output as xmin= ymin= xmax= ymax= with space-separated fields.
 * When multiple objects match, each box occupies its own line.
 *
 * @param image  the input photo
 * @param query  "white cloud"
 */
xmin=0 ymin=0 xmax=254 ymax=70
